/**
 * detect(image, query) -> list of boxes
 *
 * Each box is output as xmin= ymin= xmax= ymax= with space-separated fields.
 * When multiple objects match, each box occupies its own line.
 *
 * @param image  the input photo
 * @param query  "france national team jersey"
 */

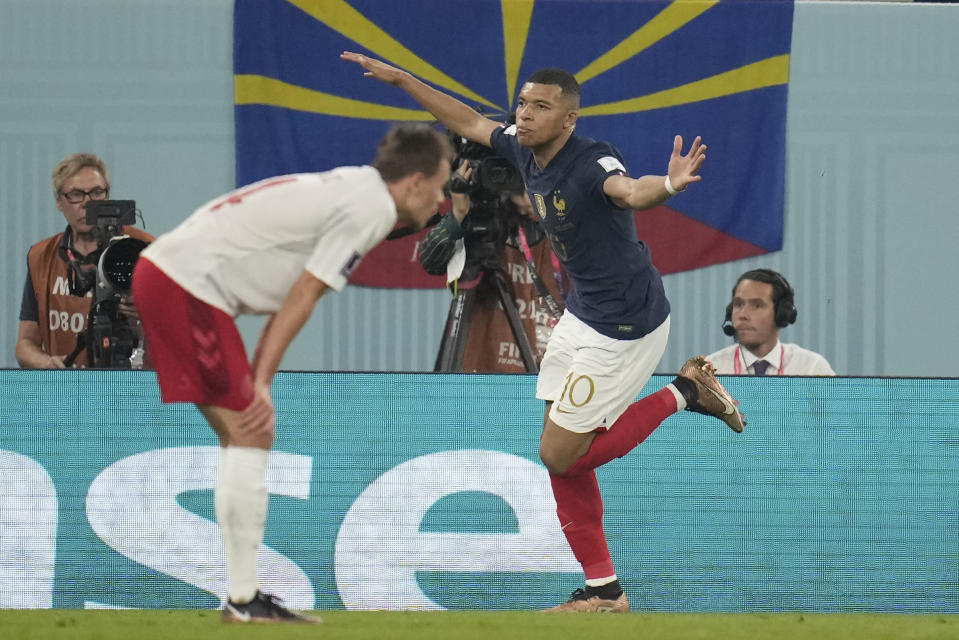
xmin=490 ymin=125 xmax=669 ymax=340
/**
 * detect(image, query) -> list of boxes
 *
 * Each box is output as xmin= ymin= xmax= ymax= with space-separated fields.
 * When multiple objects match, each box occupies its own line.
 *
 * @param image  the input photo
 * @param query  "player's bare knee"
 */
xmin=539 ymin=443 xmax=573 ymax=476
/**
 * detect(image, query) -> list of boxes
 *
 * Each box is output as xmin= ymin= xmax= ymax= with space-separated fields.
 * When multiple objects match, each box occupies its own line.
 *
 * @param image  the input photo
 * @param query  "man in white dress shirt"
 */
xmin=131 ymin=123 xmax=452 ymax=623
xmin=707 ymin=269 xmax=835 ymax=376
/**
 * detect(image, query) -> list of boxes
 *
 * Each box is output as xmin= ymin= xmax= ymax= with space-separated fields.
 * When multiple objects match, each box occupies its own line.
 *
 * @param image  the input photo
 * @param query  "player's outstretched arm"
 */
xmin=603 ymin=135 xmax=706 ymax=211
xmin=340 ymin=51 xmax=497 ymax=147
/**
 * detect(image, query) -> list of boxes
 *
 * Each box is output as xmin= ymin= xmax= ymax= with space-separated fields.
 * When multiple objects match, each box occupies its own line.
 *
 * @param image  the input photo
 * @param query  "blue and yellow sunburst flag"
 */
xmin=234 ymin=0 xmax=794 ymax=288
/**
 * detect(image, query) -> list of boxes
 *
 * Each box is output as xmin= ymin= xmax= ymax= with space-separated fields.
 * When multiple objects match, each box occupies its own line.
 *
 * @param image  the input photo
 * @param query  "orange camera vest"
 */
xmin=26 ymin=227 xmax=153 ymax=366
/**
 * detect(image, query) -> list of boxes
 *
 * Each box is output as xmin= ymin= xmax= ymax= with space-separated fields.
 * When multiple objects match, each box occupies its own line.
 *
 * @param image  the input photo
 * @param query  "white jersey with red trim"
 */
xmin=707 ymin=341 xmax=836 ymax=376
xmin=141 ymin=166 xmax=395 ymax=316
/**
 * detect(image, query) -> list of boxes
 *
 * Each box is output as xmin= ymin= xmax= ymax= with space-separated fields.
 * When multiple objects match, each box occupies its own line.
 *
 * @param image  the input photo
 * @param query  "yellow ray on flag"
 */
xmin=235 ymin=74 xmax=435 ymax=121
xmin=501 ymin=0 xmax=535 ymax=106
xmin=286 ymin=0 xmax=500 ymax=111
xmin=578 ymin=54 xmax=789 ymax=116
xmin=576 ymin=0 xmax=718 ymax=85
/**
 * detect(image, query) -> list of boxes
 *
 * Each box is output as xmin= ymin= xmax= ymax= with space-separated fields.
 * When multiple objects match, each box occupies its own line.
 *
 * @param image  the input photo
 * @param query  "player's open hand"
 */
xmin=340 ymin=51 xmax=408 ymax=86
xmin=237 ymin=383 xmax=275 ymax=442
xmin=666 ymin=135 xmax=706 ymax=192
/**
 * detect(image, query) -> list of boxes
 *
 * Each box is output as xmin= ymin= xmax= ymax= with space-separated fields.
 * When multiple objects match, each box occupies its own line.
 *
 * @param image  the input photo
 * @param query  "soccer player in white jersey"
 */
xmin=131 ymin=124 xmax=452 ymax=623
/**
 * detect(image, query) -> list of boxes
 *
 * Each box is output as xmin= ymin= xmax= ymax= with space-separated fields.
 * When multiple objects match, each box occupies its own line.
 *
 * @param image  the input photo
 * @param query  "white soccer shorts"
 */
xmin=536 ymin=311 xmax=670 ymax=433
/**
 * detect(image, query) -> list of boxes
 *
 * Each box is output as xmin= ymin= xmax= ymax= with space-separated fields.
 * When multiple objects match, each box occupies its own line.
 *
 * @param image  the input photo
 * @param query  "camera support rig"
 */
xmin=434 ymin=267 xmax=539 ymax=373
xmin=431 ymin=129 xmax=542 ymax=373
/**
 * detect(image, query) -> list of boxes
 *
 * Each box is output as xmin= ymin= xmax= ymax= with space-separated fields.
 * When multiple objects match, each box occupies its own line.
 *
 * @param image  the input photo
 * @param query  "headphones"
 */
xmin=722 ymin=268 xmax=797 ymax=336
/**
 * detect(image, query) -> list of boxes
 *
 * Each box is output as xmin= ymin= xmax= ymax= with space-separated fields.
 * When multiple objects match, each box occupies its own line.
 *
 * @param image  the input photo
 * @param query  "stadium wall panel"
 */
xmin=1 ymin=371 xmax=956 ymax=611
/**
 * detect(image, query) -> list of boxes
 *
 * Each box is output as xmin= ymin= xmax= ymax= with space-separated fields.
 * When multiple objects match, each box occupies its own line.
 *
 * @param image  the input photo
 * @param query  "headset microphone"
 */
xmin=722 ymin=302 xmax=735 ymax=336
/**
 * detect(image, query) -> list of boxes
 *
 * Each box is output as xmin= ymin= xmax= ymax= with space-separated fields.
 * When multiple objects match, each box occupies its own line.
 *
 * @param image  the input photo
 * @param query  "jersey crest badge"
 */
xmin=553 ymin=193 xmax=567 ymax=217
xmin=533 ymin=193 xmax=547 ymax=219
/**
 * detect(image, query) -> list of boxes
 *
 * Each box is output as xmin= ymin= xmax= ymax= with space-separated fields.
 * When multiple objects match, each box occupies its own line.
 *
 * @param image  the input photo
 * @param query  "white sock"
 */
xmin=216 ymin=446 xmax=269 ymax=604
xmin=214 ymin=447 xmax=232 ymax=555
xmin=666 ymin=383 xmax=687 ymax=411
xmin=585 ymin=574 xmax=618 ymax=587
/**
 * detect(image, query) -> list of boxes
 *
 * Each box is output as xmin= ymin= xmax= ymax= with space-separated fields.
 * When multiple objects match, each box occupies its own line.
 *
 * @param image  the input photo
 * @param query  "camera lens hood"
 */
xmin=99 ymin=237 xmax=148 ymax=292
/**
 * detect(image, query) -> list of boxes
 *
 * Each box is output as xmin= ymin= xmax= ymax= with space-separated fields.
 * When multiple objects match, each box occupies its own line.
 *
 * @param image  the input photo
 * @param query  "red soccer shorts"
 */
xmin=131 ymin=257 xmax=254 ymax=411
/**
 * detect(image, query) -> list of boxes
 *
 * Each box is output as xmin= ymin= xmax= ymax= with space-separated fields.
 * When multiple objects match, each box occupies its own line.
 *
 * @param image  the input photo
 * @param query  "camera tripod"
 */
xmin=434 ymin=266 xmax=538 ymax=373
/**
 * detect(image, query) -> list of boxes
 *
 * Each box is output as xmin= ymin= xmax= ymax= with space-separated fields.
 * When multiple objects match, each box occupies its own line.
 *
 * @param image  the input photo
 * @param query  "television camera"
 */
xmin=434 ymin=134 xmax=548 ymax=373
xmin=446 ymin=133 xmax=526 ymax=279
xmin=64 ymin=200 xmax=149 ymax=369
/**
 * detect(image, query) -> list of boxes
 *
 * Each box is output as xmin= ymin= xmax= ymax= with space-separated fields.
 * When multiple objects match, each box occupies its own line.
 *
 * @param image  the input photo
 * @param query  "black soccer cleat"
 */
xmin=221 ymin=591 xmax=320 ymax=624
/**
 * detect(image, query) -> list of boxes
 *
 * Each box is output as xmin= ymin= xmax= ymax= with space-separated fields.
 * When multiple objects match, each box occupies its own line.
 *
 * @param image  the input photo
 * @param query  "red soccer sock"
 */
xmin=565 ymin=387 xmax=678 ymax=476
xmin=549 ymin=469 xmax=614 ymax=581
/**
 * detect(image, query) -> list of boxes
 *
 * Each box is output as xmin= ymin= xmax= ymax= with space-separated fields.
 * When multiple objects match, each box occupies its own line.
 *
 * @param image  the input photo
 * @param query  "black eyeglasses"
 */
xmin=60 ymin=187 xmax=109 ymax=204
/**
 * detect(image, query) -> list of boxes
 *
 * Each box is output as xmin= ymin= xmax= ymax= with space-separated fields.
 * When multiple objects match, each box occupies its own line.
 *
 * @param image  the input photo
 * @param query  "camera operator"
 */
xmin=419 ymin=158 xmax=565 ymax=373
xmin=15 ymin=153 xmax=153 ymax=368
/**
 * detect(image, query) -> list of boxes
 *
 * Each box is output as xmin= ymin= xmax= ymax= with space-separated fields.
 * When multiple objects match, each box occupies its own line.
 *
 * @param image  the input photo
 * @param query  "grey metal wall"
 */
xmin=2 ymin=1 xmax=957 ymax=376
xmin=0 ymin=0 xmax=238 ymax=366
xmin=664 ymin=1 xmax=959 ymax=377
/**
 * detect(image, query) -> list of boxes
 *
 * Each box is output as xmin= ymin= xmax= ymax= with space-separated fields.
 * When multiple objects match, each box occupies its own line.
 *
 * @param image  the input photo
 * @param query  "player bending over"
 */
xmin=132 ymin=124 xmax=452 ymax=623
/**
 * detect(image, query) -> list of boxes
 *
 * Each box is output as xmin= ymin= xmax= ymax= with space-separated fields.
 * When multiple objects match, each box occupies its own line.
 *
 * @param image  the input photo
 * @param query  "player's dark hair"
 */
xmin=729 ymin=269 xmax=798 ymax=328
xmin=525 ymin=67 xmax=581 ymax=108
xmin=372 ymin=123 xmax=452 ymax=182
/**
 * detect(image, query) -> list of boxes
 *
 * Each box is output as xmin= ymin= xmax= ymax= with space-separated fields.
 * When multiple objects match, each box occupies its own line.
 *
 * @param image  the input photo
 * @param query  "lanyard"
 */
xmin=515 ymin=225 xmax=563 ymax=322
xmin=516 ymin=225 xmax=564 ymax=294
xmin=733 ymin=344 xmax=785 ymax=375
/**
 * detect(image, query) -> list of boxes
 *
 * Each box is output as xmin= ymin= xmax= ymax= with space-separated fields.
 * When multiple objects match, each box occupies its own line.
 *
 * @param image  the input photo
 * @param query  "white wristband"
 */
xmin=664 ymin=175 xmax=680 ymax=196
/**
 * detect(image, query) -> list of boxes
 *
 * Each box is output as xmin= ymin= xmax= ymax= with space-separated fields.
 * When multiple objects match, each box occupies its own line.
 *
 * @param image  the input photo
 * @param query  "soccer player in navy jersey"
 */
xmin=343 ymin=52 xmax=745 ymax=612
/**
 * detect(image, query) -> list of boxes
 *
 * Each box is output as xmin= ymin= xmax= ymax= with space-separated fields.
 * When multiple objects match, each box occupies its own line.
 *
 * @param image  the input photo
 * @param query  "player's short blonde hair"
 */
xmin=51 ymin=153 xmax=110 ymax=197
